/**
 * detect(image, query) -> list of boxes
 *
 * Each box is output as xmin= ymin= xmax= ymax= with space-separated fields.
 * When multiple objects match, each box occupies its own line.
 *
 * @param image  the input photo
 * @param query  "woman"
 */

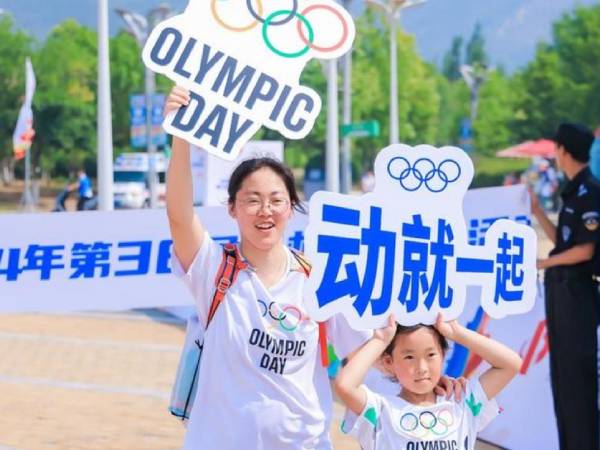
xmin=165 ymin=86 xmax=371 ymax=450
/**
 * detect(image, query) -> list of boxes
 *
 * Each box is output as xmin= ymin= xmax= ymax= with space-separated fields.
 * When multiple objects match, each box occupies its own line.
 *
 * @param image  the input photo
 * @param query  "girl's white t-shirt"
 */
xmin=341 ymin=380 xmax=499 ymax=450
xmin=173 ymin=233 xmax=371 ymax=450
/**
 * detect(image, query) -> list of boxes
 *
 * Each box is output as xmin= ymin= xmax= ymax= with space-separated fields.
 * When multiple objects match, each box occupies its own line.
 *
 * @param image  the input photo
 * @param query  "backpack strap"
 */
xmin=290 ymin=248 xmax=329 ymax=368
xmin=206 ymin=244 xmax=246 ymax=328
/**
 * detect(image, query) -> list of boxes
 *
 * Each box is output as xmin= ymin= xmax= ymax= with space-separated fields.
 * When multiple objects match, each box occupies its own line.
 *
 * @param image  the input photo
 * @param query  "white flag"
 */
xmin=13 ymin=57 xmax=36 ymax=160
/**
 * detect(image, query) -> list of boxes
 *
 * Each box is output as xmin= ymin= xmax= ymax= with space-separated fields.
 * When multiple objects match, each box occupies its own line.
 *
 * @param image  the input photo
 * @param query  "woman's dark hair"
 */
xmin=227 ymin=157 xmax=306 ymax=213
xmin=383 ymin=324 xmax=449 ymax=357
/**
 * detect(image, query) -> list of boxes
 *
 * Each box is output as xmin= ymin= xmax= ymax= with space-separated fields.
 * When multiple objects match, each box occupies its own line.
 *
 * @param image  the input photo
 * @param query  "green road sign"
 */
xmin=340 ymin=120 xmax=380 ymax=138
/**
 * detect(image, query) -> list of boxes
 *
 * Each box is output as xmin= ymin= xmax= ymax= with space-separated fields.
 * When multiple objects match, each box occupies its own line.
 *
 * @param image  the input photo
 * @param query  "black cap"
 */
xmin=552 ymin=122 xmax=594 ymax=163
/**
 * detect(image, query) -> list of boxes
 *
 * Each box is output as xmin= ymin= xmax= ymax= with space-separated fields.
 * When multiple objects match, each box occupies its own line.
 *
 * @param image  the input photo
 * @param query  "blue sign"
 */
xmin=130 ymin=94 xmax=167 ymax=148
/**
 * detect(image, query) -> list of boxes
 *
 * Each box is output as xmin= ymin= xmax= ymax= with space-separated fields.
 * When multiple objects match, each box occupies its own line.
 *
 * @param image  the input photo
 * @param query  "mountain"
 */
xmin=1 ymin=0 xmax=597 ymax=71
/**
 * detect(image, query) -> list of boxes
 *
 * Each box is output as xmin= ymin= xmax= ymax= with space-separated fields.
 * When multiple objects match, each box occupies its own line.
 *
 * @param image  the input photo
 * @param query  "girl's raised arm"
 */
xmin=334 ymin=316 xmax=396 ymax=415
xmin=435 ymin=315 xmax=522 ymax=400
xmin=165 ymin=87 xmax=205 ymax=272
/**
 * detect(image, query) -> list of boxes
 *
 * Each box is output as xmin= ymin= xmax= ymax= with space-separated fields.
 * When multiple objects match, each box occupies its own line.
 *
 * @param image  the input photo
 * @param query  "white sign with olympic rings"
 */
xmin=142 ymin=0 xmax=355 ymax=161
xmin=303 ymin=144 xmax=538 ymax=329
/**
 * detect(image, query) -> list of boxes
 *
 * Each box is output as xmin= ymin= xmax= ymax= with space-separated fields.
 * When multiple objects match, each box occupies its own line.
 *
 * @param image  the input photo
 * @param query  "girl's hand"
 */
xmin=434 ymin=313 xmax=461 ymax=340
xmin=434 ymin=375 xmax=468 ymax=401
xmin=164 ymin=86 xmax=190 ymax=117
xmin=373 ymin=315 xmax=396 ymax=345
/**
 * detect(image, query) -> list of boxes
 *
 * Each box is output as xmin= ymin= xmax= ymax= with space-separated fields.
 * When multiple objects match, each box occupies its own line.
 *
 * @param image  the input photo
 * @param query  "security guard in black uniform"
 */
xmin=532 ymin=123 xmax=600 ymax=450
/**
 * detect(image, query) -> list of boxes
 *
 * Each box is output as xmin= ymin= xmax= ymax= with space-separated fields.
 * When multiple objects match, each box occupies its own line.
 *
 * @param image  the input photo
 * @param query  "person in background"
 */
xmin=531 ymin=122 xmax=600 ymax=450
xmin=68 ymin=169 xmax=94 ymax=211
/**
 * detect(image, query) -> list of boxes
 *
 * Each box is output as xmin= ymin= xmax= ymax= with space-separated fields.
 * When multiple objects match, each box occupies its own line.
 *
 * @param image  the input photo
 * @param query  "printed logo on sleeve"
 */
xmin=583 ymin=211 xmax=600 ymax=231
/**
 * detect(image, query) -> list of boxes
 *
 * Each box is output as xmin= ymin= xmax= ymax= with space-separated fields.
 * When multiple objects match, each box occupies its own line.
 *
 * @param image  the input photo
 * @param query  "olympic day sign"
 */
xmin=142 ymin=0 xmax=354 ymax=160
xmin=304 ymin=144 xmax=538 ymax=329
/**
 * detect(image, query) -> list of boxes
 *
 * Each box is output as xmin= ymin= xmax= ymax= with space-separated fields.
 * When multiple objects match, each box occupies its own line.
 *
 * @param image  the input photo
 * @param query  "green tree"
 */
xmin=110 ymin=31 xmax=144 ymax=155
xmin=512 ymin=45 xmax=566 ymax=140
xmin=473 ymin=71 xmax=516 ymax=154
xmin=33 ymin=20 xmax=97 ymax=178
xmin=349 ymin=11 xmax=441 ymax=170
xmin=0 ymin=16 xmax=34 ymax=183
xmin=465 ymin=23 xmax=488 ymax=67
xmin=512 ymin=4 xmax=600 ymax=138
xmin=442 ymin=36 xmax=463 ymax=81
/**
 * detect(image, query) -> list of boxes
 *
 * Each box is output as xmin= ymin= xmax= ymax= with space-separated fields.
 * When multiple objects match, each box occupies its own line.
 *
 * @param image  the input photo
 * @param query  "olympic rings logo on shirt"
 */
xmin=399 ymin=408 xmax=455 ymax=438
xmin=257 ymin=299 xmax=314 ymax=333
xmin=387 ymin=157 xmax=461 ymax=193
xmin=210 ymin=0 xmax=351 ymax=58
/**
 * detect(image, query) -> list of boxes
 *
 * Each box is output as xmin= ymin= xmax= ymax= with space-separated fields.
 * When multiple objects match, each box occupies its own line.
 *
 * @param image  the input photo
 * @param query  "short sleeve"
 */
xmin=326 ymin=313 xmax=372 ymax=361
xmin=574 ymin=186 xmax=600 ymax=245
xmin=340 ymin=385 xmax=382 ymax=450
xmin=465 ymin=379 xmax=500 ymax=432
xmin=171 ymin=232 xmax=223 ymax=328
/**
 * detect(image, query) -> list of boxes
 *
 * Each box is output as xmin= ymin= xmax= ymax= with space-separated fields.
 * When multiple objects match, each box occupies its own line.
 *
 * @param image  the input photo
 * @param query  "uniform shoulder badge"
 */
xmin=582 ymin=211 xmax=600 ymax=231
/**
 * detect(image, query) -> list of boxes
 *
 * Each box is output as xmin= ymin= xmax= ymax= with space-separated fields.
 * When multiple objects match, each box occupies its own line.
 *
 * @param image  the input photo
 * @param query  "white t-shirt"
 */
xmin=341 ymin=380 xmax=499 ymax=450
xmin=173 ymin=232 xmax=371 ymax=450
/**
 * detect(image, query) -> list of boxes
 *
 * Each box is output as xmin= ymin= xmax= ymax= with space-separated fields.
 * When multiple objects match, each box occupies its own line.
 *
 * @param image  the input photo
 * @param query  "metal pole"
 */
xmin=340 ymin=0 xmax=353 ymax=194
xmin=97 ymin=0 xmax=114 ymax=211
xmin=341 ymin=48 xmax=352 ymax=194
xmin=20 ymin=148 xmax=34 ymax=211
xmin=389 ymin=12 xmax=399 ymax=145
xmin=325 ymin=59 xmax=340 ymax=193
xmin=145 ymin=67 xmax=158 ymax=208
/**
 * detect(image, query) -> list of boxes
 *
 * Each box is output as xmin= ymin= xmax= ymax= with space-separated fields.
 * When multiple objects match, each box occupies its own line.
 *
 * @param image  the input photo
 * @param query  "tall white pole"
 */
xmin=341 ymin=48 xmax=352 ymax=194
xmin=389 ymin=12 xmax=399 ymax=145
xmin=325 ymin=59 xmax=340 ymax=193
xmin=340 ymin=0 xmax=353 ymax=194
xmin=145 ymin=67 xmax=158 ymax=208
xmin=97 ymin=0 xmax=114 ymax=211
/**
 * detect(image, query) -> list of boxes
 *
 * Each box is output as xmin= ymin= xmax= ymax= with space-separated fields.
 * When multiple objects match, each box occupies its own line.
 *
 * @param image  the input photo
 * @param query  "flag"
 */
xmin=13 ymin=58 xmax=36 ymax=161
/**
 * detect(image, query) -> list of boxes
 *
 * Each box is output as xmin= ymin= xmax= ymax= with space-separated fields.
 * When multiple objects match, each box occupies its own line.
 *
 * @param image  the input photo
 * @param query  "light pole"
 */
xmin=325 ymin=60 xmax=340 ymax=193
xmin=365 ymin=0 xmax=426 ymax=145
xmin=460 ymin=64 xmax=491 ymax=125
xmin=340 ymin=0 xmax=353 ymax=194
xmin=97 ymin=0 xmax=114 ymax=211
xmin=116 ymin=4 xmax=173 ymax=209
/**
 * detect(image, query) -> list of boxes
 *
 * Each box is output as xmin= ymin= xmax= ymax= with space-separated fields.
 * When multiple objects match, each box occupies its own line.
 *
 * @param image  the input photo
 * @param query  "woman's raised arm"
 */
xmin=164 ymin=87 xmax=205 ymax=271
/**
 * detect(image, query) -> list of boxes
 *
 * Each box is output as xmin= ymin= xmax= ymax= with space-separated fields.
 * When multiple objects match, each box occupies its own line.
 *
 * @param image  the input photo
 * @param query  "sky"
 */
xmin=1 ymin=0 xmax=598 ymax=71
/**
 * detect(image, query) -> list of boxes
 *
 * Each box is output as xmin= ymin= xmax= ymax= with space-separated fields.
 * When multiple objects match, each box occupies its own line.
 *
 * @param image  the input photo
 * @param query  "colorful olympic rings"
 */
xmin=257 ymin=299 xmax=308 ymax=333
xmin=278 ymin=305 xmax=303 ymax=332
xmin=247 ymin=0 xmax=298 ymax=25
xmin=296 ymin=4 xmax=349 ymax=52
xmin=211 ymin=0 xmax=263 ymax=32
xmin=262 ymin=10 xmax=314 ymax=58
xmin=210 ymin=0 xmax=350 ymax=58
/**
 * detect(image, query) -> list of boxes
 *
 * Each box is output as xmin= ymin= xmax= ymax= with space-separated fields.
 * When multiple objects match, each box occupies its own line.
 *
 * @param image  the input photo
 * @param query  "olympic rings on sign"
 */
xmin=211 ymin=0 xmax=263 ymax=32
xmin=209 ymin=0 xmax=351 ymax=58
xmin=247 ymin=0 xmax=298 ymax=25
xmin=296 ymin=4 xmax=349 ymax=52
xmin=386 ymin=156 xmax=461 ymax=193
xmin=263 ymin=10 xmax=314 ymax=59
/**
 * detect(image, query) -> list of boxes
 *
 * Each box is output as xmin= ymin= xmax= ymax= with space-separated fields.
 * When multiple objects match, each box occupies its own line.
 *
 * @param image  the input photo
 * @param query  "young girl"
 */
xmin=164 ymin=86 xmax=373 ymax=450
xmin=335 ymin=315 xmax=522 ymax=450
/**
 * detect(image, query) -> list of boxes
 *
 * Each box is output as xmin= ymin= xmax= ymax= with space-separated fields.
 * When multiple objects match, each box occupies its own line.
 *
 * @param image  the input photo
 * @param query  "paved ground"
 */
xmin=0 ymin=310 xmax=502 ymax=450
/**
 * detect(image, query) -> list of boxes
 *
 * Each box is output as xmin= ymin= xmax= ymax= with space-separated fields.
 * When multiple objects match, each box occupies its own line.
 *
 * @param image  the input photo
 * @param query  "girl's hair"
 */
xmin=227 ymin=157 xmax=306 ymax=214
xmin=383 ymin=324 xmax=449 ymax=357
